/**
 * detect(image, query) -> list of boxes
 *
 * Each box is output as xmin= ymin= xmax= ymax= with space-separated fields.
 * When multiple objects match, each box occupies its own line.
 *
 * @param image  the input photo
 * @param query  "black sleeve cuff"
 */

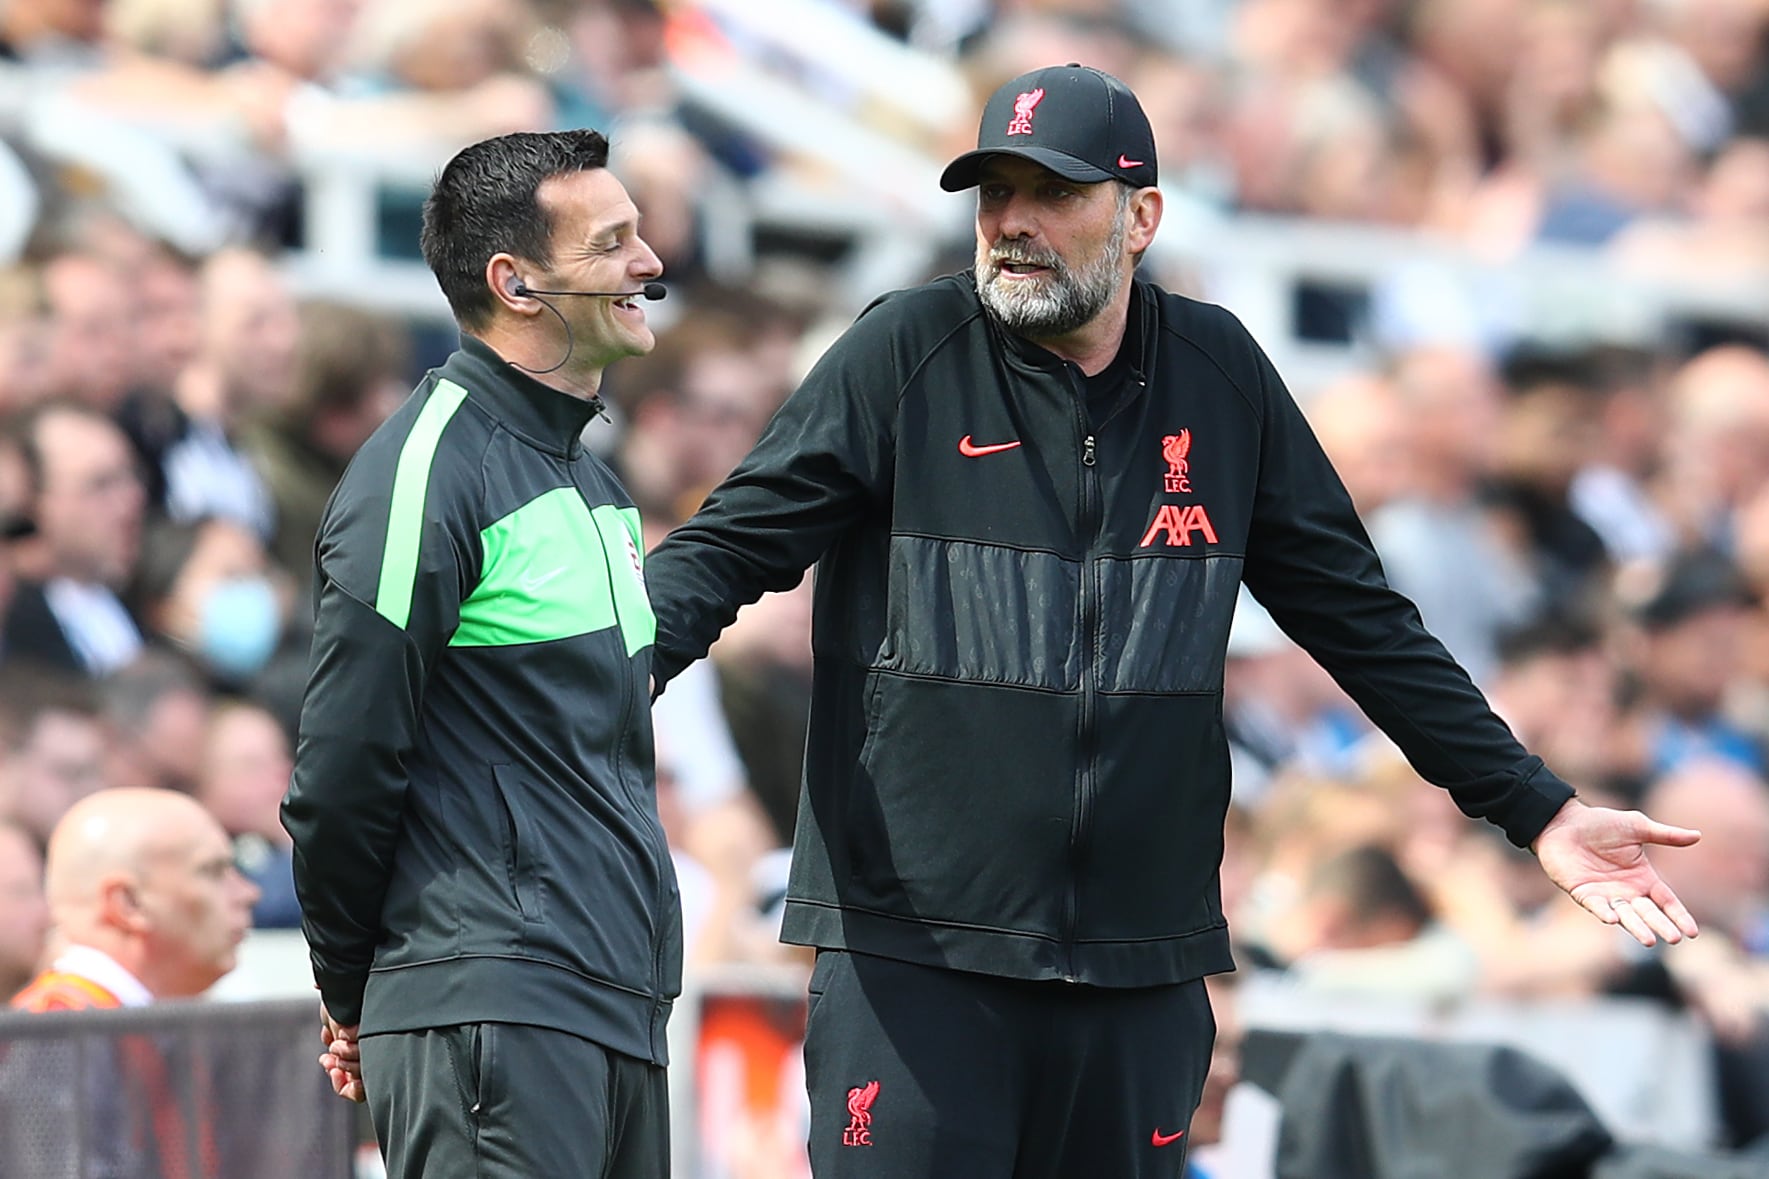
xmin=1499 ymin=765 xmax=1576 ymax=850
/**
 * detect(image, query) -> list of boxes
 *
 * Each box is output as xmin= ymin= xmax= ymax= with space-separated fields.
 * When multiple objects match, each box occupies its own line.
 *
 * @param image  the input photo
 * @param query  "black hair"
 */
xmin=419 ymin=130 xmax=611 ymax=330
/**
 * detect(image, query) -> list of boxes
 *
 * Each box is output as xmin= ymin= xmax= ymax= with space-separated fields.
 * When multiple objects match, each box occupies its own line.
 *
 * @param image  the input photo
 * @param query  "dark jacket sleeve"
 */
xmin=644 ymin=299 xmax=901 ymax=690
xmin=1233 ymin=321 xmax=1573 ymax=847
xmin=279 ymin=433 xmax=480 ymax=1024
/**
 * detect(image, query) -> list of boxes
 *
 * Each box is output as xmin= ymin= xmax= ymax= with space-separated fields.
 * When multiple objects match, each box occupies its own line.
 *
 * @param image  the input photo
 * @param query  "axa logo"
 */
xmin=1163 ymin=430 xmax=1192 ymax=493
xmin=1142 ymin=429 xmax=1218 ymax=548
xmin=1140 ymin=504 xmax=1218 ymax=547
xmin=843 ymin=1080 xmax=880 ymax=1147
xmin=1006 ymin=88 xmax=1044 ymax=136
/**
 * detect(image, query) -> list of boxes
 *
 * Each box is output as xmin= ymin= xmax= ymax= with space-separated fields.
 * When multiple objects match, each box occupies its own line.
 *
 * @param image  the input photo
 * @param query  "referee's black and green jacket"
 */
xmin=282 ymin=334 xmax=681 ymax=1066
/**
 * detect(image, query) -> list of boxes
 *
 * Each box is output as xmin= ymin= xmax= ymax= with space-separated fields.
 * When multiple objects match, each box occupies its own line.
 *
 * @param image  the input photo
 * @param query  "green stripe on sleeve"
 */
xmin=375 ymin=379 xmax=469 ymax=629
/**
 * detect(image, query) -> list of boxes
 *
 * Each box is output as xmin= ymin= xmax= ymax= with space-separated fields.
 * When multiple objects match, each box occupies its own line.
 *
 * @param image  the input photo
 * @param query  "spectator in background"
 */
xmin=41 ymin=252 xmax=139 ymax=413
xmin=338 ymin=0 xmax=555 ymax=145
xmin=1249 ymin=842 xmax=1480 ymax=1004
xmin=0 ymin=819 xmax=50 ymax=1000
xmin=706 ymin=573 xmax=815 ymax=848
xmin=1222 ymin=590 xmax=1370 ymax=806
xmin=1568 ymin=345 xmax=1676 ymax=564
xmin=1487 ymin=350 xmax=1610 ymax=612
xmin=0 ymin=668 xmax=108 ymax=849
xmin=1486 ymin=615 xmax=1622 ymax=795
xmin=11 ymin=786 xmax=258 ymax=1009
xmin=1302 ymin=371 xmax=1415 ymax=518
xmin=0 ymin=265 xmax=54 ymax=414
xmin=196 ymin=701 xmax=300 ymax=928
xmin=0 ymin=0 xmax=107 ymax=66
xmin=1660 ymin=345 xmax=1769 ymax=550
xmin=114 ymin=244 xmax=204 ymax=510
xmin=1612 ymin=137 xmax=1769 ymax=283
xmin=1630 ymin=760 xmax=1769 ymax=1148
xmin=1617 ymin=547 xmax=1763 ymax=776
xmin=613 ymin=309 xmax=788 ymax=526
xmin=98 ymin=650 xmax=211 ymax=795
xmin=1367 ymin=344 xmax=1537 ymax=684
xmin=129 ymin=514 xmax=293 ymax=693
xmin=156 ymin=247 xmax=293 ymax=538
xmin=1 ymin=401 xmax=147 ymax=676
xmin=240 ymin=300 xmax=409 ymax=584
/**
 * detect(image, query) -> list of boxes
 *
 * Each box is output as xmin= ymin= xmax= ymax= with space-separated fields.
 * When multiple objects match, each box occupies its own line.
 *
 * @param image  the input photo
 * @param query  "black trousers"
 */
xmin=803 ymin=950 xmax=1214 ymax=1178
xmin=360 ymin=1022 xmax=668 ymax=1179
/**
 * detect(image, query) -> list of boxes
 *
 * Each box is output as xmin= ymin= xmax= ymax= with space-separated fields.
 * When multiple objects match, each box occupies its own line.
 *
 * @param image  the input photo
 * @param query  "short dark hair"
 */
xmin=419 ymin=130 xmax=611 ymax=329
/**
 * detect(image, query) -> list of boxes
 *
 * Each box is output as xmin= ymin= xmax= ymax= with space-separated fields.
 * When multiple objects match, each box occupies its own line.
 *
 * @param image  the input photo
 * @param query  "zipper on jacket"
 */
xmin=1064 ymin=386 xmax=1103 ymax=981
xmin=589 ymin=482 xmax=674 ymax=1015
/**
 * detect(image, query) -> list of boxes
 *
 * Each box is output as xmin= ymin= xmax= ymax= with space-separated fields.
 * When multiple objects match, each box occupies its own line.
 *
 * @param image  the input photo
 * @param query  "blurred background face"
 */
xmin=198 ymin=705 xmax=292 ymax=841
xmin=199 ymin=250 xmax=301 ymax=416
xmin=135 ymin=252 xmax=201 ymax=394
xmin=3 ymin=709 xmax=107 ymax=847
xmin=1391 ymin=347 xmax=1502 ymax=482
xmin=151 ymin=518 xmax=287 ymax=681
xmin=1646 ymin=765 xmax=1769 ymax=935
xmin=1638 ymin=607 xmax=1747 ymax=717
xmin=240 ymin=0 xmax=360 ymax=79
xmin=135 ymin=808 xmax=259 ymax=996
xmin=32 ymin=408 xmax=145 ymax=586
xmin=44 ymin=255 xmax=138 ymax=411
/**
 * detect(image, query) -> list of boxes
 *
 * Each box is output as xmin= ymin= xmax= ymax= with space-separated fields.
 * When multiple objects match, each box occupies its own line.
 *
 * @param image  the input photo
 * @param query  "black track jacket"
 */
xmin=646 ymin=274 xmax=1572 ymax=988
xmin=282 ymin=336 xmax=681 ymax=1062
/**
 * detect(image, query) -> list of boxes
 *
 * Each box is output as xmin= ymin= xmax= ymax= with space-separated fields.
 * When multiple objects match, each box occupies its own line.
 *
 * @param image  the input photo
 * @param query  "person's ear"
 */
xmin=487 ymin=255 xmax=533 ymax=310
xmin=1127 ymin=186 xmax=1163 ymax=256
xmin=98 ymin=873 xmax=151 ymax=934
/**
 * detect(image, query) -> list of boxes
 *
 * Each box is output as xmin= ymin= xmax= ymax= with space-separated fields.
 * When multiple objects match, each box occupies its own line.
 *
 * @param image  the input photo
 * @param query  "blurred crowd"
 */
xmin=1 ymin=0 xmax=1768 ymax=1157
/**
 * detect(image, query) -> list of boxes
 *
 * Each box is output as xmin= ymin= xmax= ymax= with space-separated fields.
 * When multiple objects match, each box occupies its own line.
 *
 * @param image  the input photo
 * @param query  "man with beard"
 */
xmin=642 ymin=65 xmax=1702 ymax=1177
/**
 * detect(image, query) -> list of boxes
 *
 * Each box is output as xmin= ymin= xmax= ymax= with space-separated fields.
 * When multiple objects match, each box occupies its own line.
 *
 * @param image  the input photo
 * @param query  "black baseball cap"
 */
xmin=941 ymin=63 xmax=1158 ymax=192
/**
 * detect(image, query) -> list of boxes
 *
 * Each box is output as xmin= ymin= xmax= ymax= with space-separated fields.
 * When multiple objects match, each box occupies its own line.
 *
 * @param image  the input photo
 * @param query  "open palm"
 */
xmin=1532 ymin=800 xmax=1702 ymax=947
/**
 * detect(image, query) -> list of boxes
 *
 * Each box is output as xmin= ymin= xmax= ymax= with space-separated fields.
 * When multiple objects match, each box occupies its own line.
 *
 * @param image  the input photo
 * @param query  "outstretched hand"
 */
xmin=1532 ymin=798 xmax=1702 ymax=947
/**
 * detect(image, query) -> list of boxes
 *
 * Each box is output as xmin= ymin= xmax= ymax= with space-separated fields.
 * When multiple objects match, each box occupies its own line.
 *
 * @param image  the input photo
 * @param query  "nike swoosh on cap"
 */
xmin=958 ymin=435 xmax=1023 ymax=457
xmin=1118 ymin=155 xmax=1145 ymax=169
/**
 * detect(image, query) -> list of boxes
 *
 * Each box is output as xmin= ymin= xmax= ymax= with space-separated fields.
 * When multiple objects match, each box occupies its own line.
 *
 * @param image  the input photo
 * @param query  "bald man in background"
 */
xmin=10 ymin=787 xmax=259 ymax=1010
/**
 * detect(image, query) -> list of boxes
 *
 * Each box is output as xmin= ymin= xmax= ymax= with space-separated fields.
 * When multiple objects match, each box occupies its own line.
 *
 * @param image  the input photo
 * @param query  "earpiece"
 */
xmin=511 ymin=279 xmax=531 ymax=297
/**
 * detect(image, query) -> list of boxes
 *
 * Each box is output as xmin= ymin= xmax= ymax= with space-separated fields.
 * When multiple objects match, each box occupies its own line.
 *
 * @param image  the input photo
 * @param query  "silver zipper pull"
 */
xmin=1083 ymin=435 xmax=1097 ymax=467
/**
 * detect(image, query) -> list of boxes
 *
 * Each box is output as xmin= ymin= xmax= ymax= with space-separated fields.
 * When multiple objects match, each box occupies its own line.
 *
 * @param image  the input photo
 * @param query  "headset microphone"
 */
xmin=507 ymin=281 xmax=667 ymax=377
xmin=513 ymin=281 xmax=667 ymax=301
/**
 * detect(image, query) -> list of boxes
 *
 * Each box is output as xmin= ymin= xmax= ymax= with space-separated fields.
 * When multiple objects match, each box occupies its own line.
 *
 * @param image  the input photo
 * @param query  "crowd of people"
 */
xmin=0 ymin=0 xmax=1767 ymax=1164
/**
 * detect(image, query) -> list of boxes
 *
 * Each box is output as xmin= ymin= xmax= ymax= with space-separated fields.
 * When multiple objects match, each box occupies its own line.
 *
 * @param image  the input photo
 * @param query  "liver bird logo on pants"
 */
xmin=843 ymin=1080 xmax=880 ymax=1147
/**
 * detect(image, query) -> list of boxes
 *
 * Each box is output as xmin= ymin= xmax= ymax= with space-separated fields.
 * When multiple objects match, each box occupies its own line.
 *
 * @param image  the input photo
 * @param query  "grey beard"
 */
xmin=974 ymin=212 xmax=1127 ymax=339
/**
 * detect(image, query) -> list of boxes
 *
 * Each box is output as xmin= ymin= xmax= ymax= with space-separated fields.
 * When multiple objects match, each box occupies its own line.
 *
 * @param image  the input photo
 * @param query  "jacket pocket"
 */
xmin=852 ymin=672 xmax=885 ymax=775
xmin=490 ymin=765 xmax=547 ymax=924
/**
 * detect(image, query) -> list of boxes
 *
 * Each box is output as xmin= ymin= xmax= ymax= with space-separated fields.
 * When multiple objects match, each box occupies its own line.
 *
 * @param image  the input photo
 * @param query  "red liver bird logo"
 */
xmin=843 ymin=1080 xmax=880 ymax=1146
xmin=1163 ymin=430 xmax=1192 ymax=492
xmin=1006 ymin=88 xmax=1044 ymax=136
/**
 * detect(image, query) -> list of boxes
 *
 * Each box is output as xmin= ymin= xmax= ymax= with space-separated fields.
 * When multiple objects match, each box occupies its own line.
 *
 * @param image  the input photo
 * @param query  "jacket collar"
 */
xmin=973 ymin=271 xmax=1157 ymax=387
xmin=442 ymin=334 xmax=603 ymax=459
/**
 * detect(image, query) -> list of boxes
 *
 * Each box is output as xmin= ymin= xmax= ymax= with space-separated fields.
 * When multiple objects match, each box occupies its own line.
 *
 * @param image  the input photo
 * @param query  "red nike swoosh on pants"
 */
xmin=1152 ymin=1128 xmax=1186 ymax=1147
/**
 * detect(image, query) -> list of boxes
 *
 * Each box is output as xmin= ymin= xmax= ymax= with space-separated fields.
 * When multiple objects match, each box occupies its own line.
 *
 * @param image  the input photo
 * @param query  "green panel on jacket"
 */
xmin=451 ymin=491 xmax=655 ymax=652
xmin=595 ymin=503 xmax=655 ymax=656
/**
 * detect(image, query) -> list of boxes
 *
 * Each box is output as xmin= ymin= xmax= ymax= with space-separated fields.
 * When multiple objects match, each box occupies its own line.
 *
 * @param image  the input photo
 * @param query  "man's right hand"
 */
xmin=319 ymin=1004 xmax=365 ymax=1103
